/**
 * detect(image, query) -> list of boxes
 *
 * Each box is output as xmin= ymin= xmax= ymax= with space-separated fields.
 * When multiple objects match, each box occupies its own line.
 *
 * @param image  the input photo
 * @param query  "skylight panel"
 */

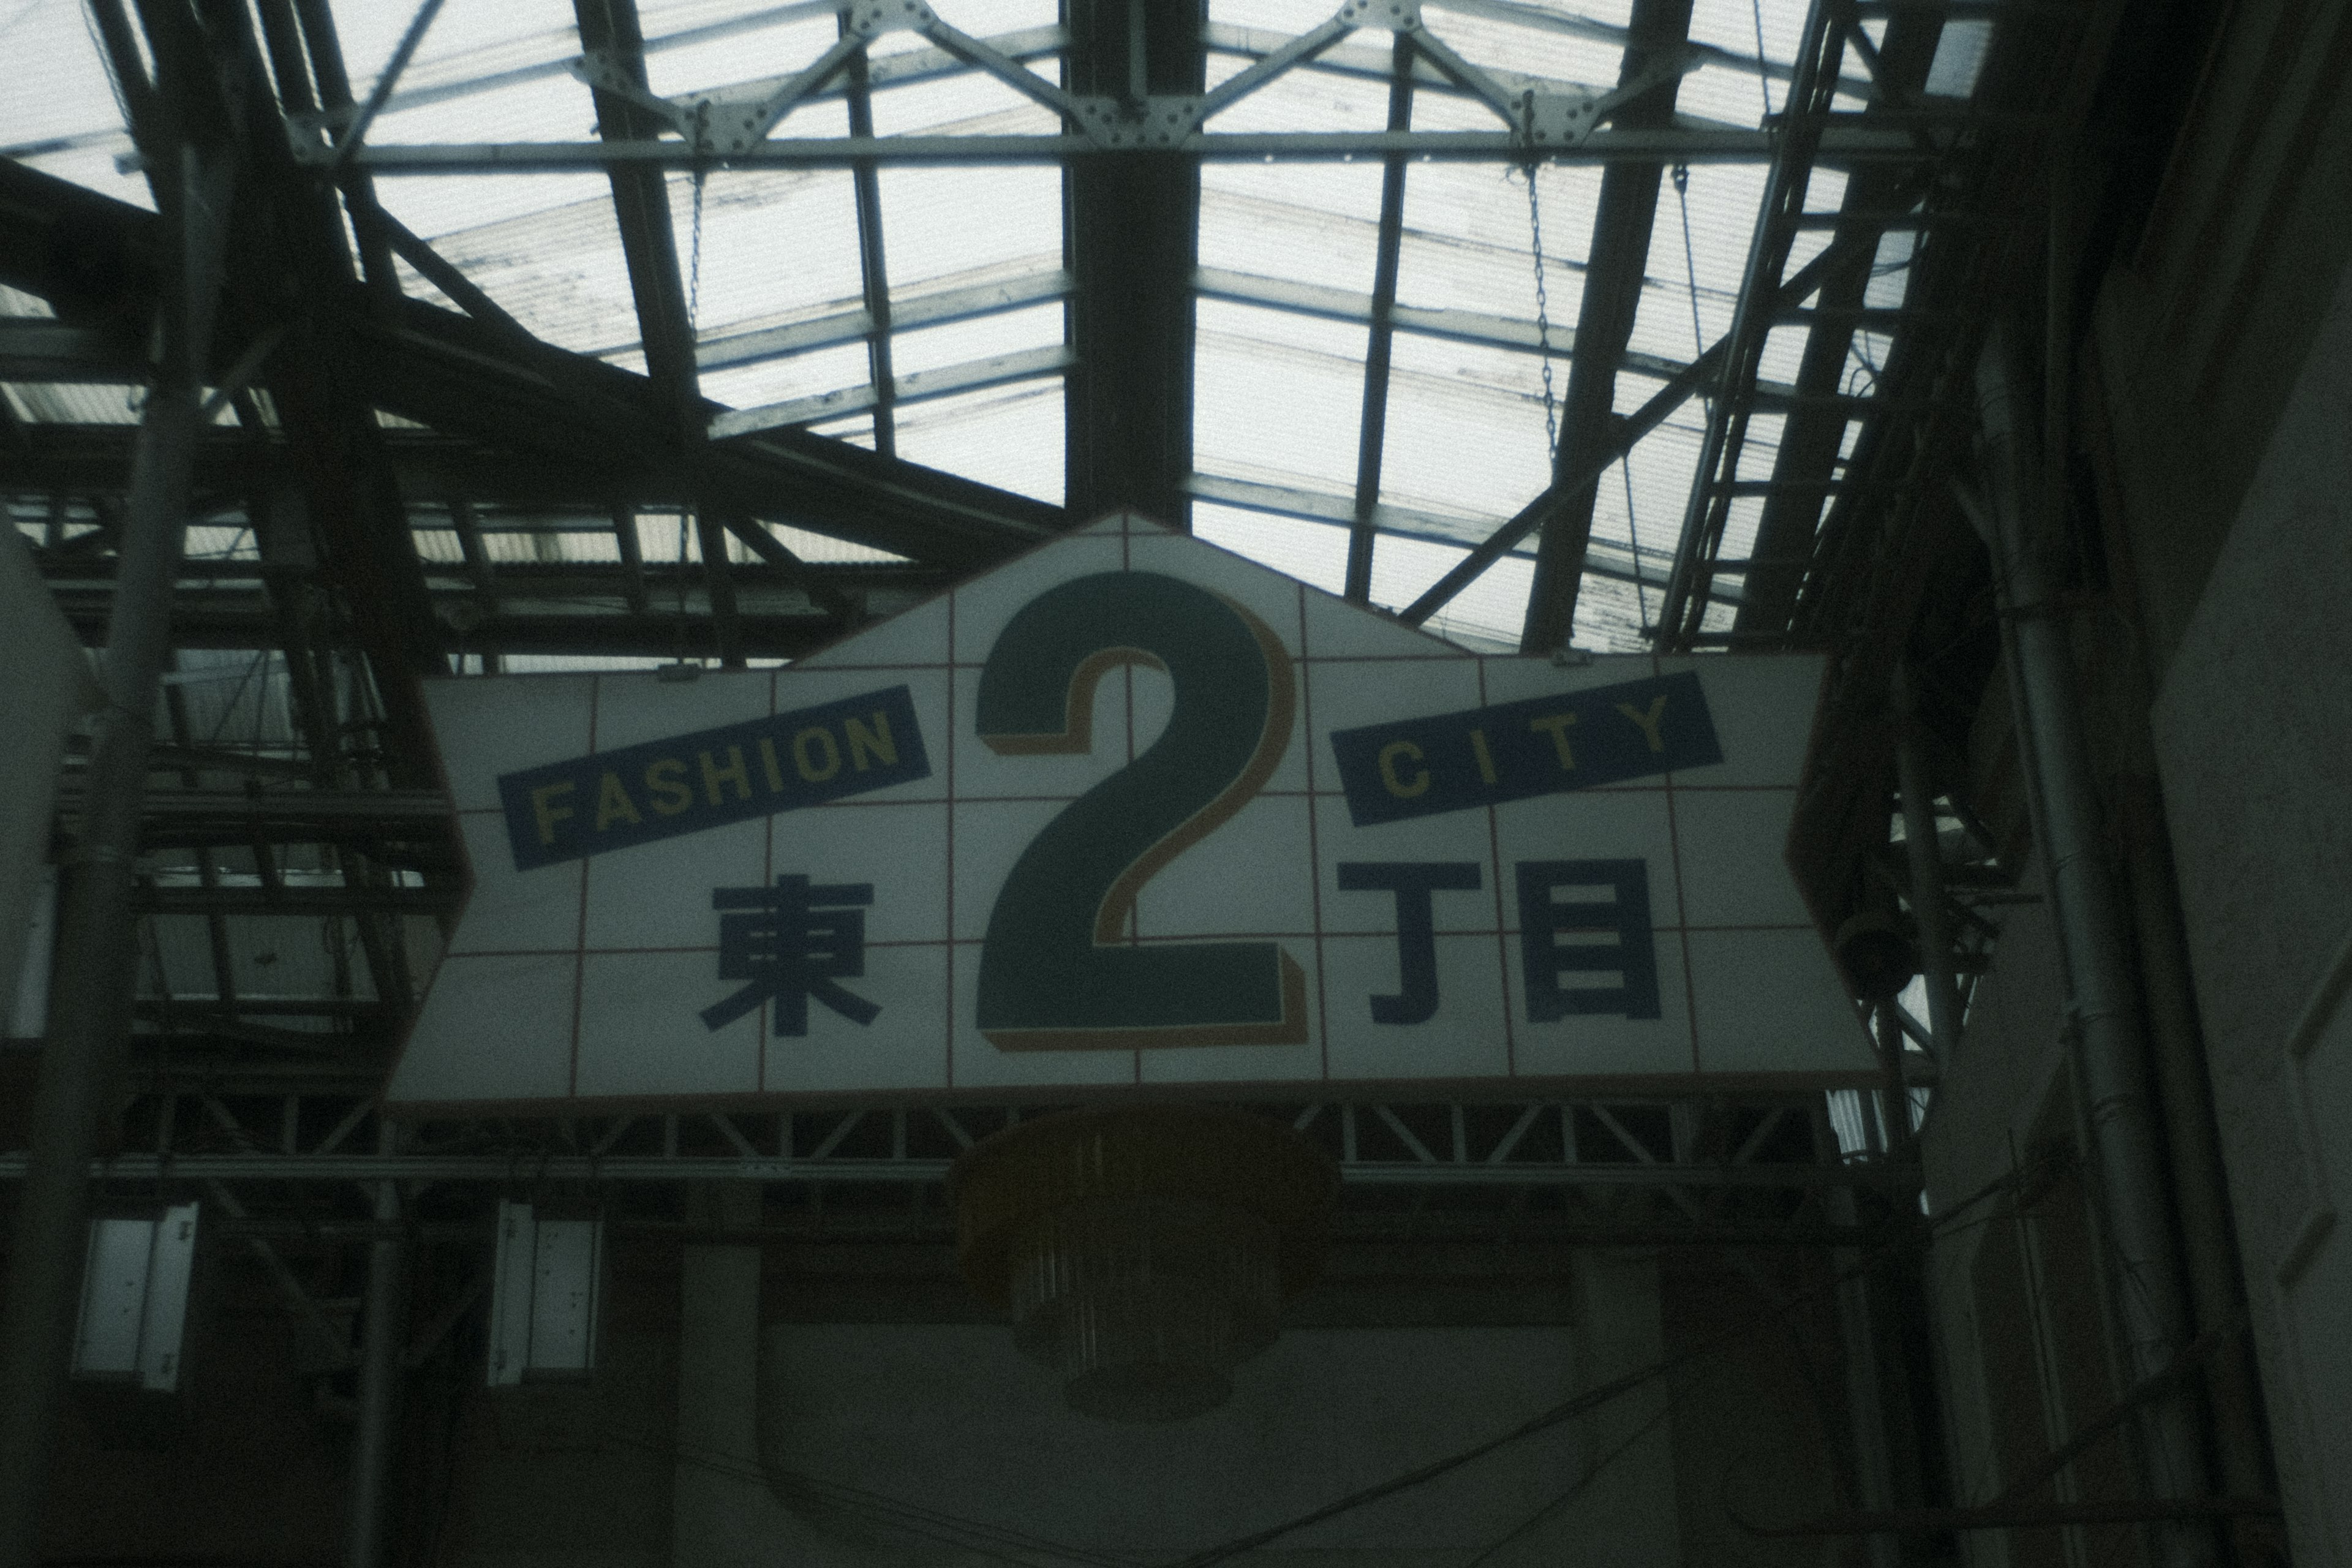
xmin=640 ymin=8 xmax=842 ymax=99
xmin=374 ymin=186 xmax=635 ymax=356
xmin=1199 ymin=171 xmax=1387 ymax=292
xmin=1572 ymin=573 xmax=1651 ymax=653
xmin=1194 ymin=300 xmax=1374 ymax=499
xmin=1924 ymin=20 xmax=1992 ymax=98
xmin=1193 ymin=505 xmax=1350 ymax=598
xmin=1377 ymin=335 xmax=1555 ymax=523
xmin=1420 ymin=5 xmax=1626 ymax=89
xmin=890 ymin=380 xmax=1063 ymax=506
xmin=888 ymin=303 xmax=1064 ymax=380
xmin=0 ymin=4 xmax=148 ymax=209
xmin=1687 ymin=0 xmax=1804 ymax=83
xmin=1370 ymin=531 xmax=1532 ymax=652
xmin=1208 ymin=0 xmax=1345 ymax=36
xmin=1591 ymin=415 xmax=1702 ymax=568
xmin=677 ymin=170 xmax=867 ymax=335
xmin=878 ymin=166 xmax=1059 ymax=293
xmin=1675 ymin=61 xmax=1779 ymax=127
xmin=1396 ymin=163 xmax=1596 ymax=323
xmin=868 ymin=59 xmax=1060 ymax=135
xmin=333 ymin=0 xmax=580 ymax=107
xmin=925 ymin=0 xmax=1060 ymax=36
xmin=698 ymin=340 xmax=872 ymax=415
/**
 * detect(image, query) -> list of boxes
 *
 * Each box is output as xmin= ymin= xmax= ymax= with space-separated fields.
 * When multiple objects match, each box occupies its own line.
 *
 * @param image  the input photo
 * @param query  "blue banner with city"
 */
xmin=1328 ymin=671 xmax=1722 ymax=826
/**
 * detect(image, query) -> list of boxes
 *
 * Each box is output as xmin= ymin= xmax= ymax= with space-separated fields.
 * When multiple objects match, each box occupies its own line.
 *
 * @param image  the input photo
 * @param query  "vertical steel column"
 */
xmin=1976 ymin=318 xmax=2214 ymax=1564
xmin=1063 ymin=0 xmax=1205 ymax=526
xmin=345 ymin=1120 xmax=409 ymax=1568
xmin=1892 ymin=663 xmax=1964 ymax=1059
xmin=0 ymin=141 xmax=235 ymax=1568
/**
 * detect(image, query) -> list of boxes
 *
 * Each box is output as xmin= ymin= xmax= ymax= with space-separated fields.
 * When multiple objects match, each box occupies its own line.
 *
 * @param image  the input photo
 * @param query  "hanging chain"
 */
xmin=1523 ymin=163 xmax=1559 ymax=461
xmin=1672 ymin=164 xmax=1705 ymax=361
xmin=686 ymin=164 xmax=709 ymax=339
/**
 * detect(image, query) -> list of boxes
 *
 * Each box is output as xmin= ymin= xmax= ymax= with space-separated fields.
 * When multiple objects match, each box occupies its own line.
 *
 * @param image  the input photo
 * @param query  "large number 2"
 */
xmin=975 ymin=572 xmax=1308 ymax=1050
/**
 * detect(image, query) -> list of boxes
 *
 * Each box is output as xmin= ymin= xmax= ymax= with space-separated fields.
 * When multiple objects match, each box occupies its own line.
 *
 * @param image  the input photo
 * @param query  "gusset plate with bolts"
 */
xmin=1520 ymin=89 xmax=1605 ymax=148
xmin=565 ymin=50 xmax=698 ymax=138
xmin=1337 ymin=0 xmax=1421 ymax=29
xmin=1520 ymin=48 xmax=1703 ymax=152
xmin=1073 ymin=96 xmax=1205 ymax=149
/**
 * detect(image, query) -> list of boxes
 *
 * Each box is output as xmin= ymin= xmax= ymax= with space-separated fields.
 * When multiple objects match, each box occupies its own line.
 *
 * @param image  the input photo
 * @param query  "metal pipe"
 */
xmin=0 ymin=143 xmax=234 ymax=1568
xmin=1892 ymin=662 xmax=1964 ymax=1060
xmin=1811 ymin=1102 xmax=1900 ymax=1568
xmin=1975 ymin=317 xmax=2214 ymax=1562
xmin=2113 ymin=776 xmax=2272 ymax=1503
xmin=345 ymin=1120 xmax=409 ymax=1568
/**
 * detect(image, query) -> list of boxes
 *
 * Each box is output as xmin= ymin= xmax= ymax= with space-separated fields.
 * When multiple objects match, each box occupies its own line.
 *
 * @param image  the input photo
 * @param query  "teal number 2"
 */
xmin=974 ymin=572 xmax=1308 ymax=1050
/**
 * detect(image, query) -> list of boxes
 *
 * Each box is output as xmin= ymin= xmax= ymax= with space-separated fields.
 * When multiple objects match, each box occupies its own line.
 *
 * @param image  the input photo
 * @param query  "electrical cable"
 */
xmin=1171 ymin=1156 xmax=2039 ymax=1568
xmin=1457 ymin=1395 xmax=1677 ymax=1568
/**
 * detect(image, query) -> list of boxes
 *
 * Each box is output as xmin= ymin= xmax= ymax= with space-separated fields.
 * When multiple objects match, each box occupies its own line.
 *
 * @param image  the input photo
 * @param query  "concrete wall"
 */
xmin=663 ymin=1243 xmax=1684 ymax=1568
xmin=2146 ymin=246 xmax=2352 ymax=1564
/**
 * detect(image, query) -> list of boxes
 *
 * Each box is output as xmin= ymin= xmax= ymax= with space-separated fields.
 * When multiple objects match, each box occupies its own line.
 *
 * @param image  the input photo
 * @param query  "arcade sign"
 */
xmin=385 ymin=513 xmax=1875 ymax=1110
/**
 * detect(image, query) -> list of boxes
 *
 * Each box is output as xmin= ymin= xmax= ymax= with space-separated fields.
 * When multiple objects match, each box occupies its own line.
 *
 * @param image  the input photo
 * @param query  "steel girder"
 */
xmin=1062 ymin=0 xmax=1206 ymax=526
xmin=1517 ymin=0 xmax=1697 ymax=654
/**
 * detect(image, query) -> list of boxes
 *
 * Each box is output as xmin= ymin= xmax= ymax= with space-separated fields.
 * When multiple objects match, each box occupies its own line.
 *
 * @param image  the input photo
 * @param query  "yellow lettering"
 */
xmin=644 ymin=758 xmax=693 ymax=816
xmin=845 ymin=711 xmax=897 ymax=772
xmin=793 ymin=726 xmax=842 ymax=783
xmin=529 ymin=782 xmax=576 ymax=846
xmin=593 ymin=771 xmax=641 ymax=831
xmin=758 ymin=736 xmax=785 ymax=792
xmin=1468 ymin=728 xmax=1498 ymax=786
xmin=1616 ymin=695 xmax=1669 ymax=753
xmin=1378 ymin=741 xmax=1430 ymax=799
xmin=699 ymin=745 xmax=752 ymax=805
xmin=1529 ymin=712 xmax=1578 ymax=770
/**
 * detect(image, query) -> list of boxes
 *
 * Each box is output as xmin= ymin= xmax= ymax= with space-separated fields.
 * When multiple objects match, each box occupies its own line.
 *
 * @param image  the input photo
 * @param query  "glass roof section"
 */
xmin=4 ymin=0 xmax=1989 ymax=659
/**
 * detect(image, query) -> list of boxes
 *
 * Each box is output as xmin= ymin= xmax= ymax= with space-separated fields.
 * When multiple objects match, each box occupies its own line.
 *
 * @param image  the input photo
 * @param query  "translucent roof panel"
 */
xmin=890 ymin=380 xmax=1063 ymax=506
xmin=1194 ymin=300 xmax=1376 ymax=499
xmin=0 ymin=4 xmax=150 ymax=211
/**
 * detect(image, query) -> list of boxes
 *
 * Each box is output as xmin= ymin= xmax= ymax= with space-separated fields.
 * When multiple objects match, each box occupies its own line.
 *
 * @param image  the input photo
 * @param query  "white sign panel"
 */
xmin=386 ymin=514 xmax=1875 ymax=1110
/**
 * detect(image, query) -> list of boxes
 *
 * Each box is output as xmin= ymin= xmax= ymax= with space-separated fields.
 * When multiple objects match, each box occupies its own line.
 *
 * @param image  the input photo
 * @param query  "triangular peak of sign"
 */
xmin=797 ymin=510 xmax=1475 ymax=673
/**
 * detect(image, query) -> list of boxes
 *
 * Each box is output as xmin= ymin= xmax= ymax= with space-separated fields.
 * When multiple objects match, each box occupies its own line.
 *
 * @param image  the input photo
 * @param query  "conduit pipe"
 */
xmin=1973 ymin=318 xmax=2214 ymax=1564
xmin=0 ymin=143 xmax=235 ymax=1568
xmin=346 ymin=1120 xmax=410 ymax=1568
xmin=1891 ymin=663 xmax=1963 ymax=1063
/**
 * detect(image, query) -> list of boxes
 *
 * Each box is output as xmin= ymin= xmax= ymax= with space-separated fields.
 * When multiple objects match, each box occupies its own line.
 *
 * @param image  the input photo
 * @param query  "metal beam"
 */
xmin=573 ymin=0 xmax=745 ymax=667
xmin=1730 ymin=10 xmax=1947 ymax=640
xmin=840 ymin=22 xmax=898 ymax=459
xmin=324 ymin=126 xmax=1925 ymax=172
xmin=1344 ymin=34 xmax=1415 ymax=603
xmin=1518 ymin=0 xmax=1696 ymax=653
xmin=1064 ymin=0 xmax=1206 ymax=526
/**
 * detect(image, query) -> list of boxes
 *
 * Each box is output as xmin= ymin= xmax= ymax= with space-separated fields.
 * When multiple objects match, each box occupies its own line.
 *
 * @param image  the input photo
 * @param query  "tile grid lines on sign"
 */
xmin=1476 ymin=657 xmax=1516 ymax=1080
xmin=1656 ymin=652 xmax=1702 ymax=1077
xmin=567 ymin=681 xmax=599 ymax=1099
xmin=445 ymin=663 xmax=1807 ymax=1082
xmin=1297 ymin=580 xmax=1330 ymax=1085
xmin=931 ymin=587 xmax=941 ymax=1090
xmin=396 ymin=516 xmax=1874 ymax=1106
xmin=760 ymin=668 xmax=777 ymax=1094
